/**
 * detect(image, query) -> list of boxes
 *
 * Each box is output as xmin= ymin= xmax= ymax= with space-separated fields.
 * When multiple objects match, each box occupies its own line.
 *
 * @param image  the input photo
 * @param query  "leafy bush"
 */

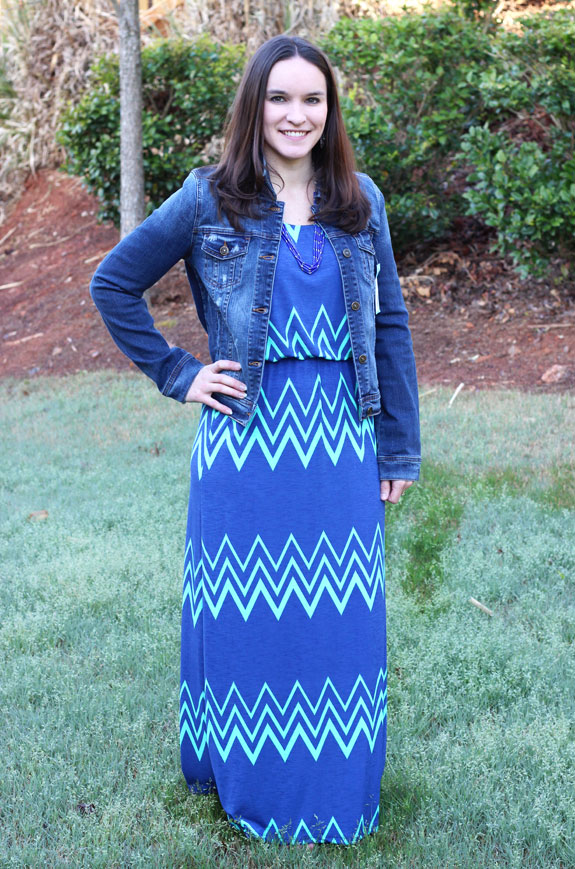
xmin=58 ymin=9 xmax=575 ymax=276
xmin=323 ymin=8 xmax=575 ymax=274
xmin=322 ymin=10 xmax=495 ymax=247
xmin=459 ymin=126 xmax=575 ymax=276
xmin=58 ymin=37 xmax=244 ymax=225
xmin=458 ymin=10 xmax=575 ymax=275
xmin=0 ymin=61 xmax=15 ymax=122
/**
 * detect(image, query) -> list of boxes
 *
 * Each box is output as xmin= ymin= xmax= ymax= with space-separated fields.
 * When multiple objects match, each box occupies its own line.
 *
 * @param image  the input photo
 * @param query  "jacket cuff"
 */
xmin=377 ymin=456 xmax=421 ymax=481
xmin=160 ymin=353 xmax=204 ymax=402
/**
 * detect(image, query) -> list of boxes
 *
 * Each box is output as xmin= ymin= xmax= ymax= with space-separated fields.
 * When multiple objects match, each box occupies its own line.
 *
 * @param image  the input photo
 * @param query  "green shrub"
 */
xmin=459 ymin=10 xmax=575 ymax=275
xmin=58 ymin=37 xmax=244 ymax=226
xmin=323 ymin=8 xmax=575 ymax=273
xmin=322 ymin=10 xmax=494 ymax=248
xmin=0 ymin=56 xmax=15 ymax=123
xmin=58 ymin=10 xmax=575 ymax=277
xmin=459 ymin=126 xmax=575 ymax=276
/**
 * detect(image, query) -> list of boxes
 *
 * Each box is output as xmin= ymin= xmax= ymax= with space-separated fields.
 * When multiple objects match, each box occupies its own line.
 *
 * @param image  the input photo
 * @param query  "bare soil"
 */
xmin=1 ymin=169 xmax=574 ymax=393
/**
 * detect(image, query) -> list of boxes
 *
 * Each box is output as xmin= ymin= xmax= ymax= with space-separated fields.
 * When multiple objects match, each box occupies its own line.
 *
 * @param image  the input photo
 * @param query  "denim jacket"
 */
xmin=90 ymin=166 xmax=421 ymax=481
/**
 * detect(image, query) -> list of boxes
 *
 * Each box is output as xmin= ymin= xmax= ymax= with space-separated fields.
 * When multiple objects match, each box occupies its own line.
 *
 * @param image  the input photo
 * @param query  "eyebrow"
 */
xmin=266 ymin=89 xmax=326 ymax=96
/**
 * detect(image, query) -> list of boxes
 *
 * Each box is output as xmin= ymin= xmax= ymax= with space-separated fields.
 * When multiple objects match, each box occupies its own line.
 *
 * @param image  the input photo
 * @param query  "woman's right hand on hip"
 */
xmin=184 ymin=359 xmax=247 ymax=415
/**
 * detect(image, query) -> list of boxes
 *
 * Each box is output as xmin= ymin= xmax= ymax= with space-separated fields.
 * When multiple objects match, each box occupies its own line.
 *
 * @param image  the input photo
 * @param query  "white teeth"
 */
xmin=282 ymin=131 xmax=307 ymax=137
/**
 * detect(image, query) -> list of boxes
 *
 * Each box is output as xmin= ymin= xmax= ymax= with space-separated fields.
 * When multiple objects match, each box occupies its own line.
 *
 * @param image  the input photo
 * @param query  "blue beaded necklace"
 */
xmin=280 ymin=188 xmax=325 ymax=275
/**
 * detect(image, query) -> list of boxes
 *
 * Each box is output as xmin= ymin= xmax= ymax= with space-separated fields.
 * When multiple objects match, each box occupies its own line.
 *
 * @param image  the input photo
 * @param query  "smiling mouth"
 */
xmin=280 ymin=130 xmax=309 ymax=138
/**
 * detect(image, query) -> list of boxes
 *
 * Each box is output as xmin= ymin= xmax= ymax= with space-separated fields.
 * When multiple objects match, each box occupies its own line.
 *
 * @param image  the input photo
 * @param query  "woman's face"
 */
xmin=262 ymin=56 xmax=328 ymax=171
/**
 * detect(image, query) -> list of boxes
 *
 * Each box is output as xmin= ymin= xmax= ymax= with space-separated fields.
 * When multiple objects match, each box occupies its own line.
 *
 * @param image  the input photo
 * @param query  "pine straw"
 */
xmin=0 ymin=0 xmax=117 ymax=223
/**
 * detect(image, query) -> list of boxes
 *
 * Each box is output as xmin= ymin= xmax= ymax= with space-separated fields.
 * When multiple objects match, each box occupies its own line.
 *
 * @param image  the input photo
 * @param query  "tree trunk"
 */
xmin=118 ymin=0 xmax=145 ymax=238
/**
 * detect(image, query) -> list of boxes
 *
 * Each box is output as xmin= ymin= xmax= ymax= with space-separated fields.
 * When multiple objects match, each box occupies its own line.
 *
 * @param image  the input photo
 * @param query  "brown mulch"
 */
xmin=1 ymin=169 xmax=574 ymax=392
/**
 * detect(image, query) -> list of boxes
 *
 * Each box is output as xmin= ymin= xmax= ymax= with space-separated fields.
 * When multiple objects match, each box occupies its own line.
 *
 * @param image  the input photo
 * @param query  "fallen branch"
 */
xmin=469 ymin=597 xmax=494 ymax=617
xmin=0 ymin=226 xmax=17 ymax=247
xmin=29 ymin=235 xmax=73 ymax=249
xmin=448 ymin=382 xmax=465 ymax=407
xmin=5 ymin=332 xmax=44 ymax=346
xmin=84 ymin=249 xmax=113 ymax=265
xmin=522 ymin=323 xmax=575 ymax=330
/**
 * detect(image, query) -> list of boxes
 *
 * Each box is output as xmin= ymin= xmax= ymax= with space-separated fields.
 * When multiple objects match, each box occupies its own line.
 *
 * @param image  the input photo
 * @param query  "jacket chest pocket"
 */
xmin=354 ymin=230 xmax=377 ymax=286
xmin=201 ymin=234 xmax=249 ymax=293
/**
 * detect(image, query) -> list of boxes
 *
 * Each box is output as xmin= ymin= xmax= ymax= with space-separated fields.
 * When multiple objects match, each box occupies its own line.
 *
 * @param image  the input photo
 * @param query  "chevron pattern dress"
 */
xmin=180 ymin=223 xmax=387 ymax=844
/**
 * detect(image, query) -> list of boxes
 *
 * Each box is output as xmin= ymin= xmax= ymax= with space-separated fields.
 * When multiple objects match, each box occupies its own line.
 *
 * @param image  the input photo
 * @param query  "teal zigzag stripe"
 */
xmin=183 ymin=524 xmax=384 ymax=624
xmin=179 ymin=669 xmax=387 ymax=763
xmin=228 ymin=802 xmax=380 ymax=844
xmin=266 ymin=305 xmax=351 ymax=361
xmin=190 ymin=371 xmax=375 ymax=478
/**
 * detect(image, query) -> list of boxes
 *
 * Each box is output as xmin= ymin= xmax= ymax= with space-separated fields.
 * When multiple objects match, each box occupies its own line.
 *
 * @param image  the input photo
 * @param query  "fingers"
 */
xmin=201 ymin=394 xmax=237 ymax=416
xmin=380 ymin=479 xmax=414 ymax=504
xmin=211 ymin=359 xmax=241 ymax=371
xmin=208 ymin=360 xmax=247 ymax=393
xmin=185 ymin=359 xmax=247 ymax=413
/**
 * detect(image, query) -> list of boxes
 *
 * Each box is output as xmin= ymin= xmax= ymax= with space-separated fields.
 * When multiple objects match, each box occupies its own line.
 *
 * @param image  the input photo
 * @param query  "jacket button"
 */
xmin=366 ymin=407 xmax=374 ymax=416
xmin=220 ymin=244 xmax=229 ymax=255
xmin=358 ymin=354 xmax=367 ymax=364
xmin=342 ymin=248 xmax=351 ymax=257
xmin=351 ymin=301 xmax=360 ymax=311
xmin=248 ymin=360 xmax=261 ymax=367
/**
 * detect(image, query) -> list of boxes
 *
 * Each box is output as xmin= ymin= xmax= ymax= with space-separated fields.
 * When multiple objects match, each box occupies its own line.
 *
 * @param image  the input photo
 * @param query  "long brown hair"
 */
xmin=210 ymin=36 xmax=371 ymax=234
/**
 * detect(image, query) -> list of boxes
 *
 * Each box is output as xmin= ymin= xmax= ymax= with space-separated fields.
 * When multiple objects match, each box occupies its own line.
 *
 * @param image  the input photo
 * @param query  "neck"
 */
xmin=264 ymin=149 xmax=315 ymax=197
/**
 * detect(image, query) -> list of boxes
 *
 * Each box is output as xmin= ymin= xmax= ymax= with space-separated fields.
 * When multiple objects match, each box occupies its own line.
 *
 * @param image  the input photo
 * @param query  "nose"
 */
xmin=285 ymin=102 xmax=306 ymax=125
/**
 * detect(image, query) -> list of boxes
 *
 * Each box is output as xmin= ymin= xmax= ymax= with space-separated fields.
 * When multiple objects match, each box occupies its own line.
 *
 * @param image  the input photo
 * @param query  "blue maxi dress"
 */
xmin=179 ymin=223 xmax=387 ymax=844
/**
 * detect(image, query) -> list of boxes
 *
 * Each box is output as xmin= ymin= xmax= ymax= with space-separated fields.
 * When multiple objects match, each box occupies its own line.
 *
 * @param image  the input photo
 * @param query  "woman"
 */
xmin=91 ymin=35 xmax=420 ymax=845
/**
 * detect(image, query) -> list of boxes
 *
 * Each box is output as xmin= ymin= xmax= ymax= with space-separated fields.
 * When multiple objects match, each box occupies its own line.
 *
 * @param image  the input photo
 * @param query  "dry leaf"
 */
xmin=399 ymin=275 xmax=434 ymax=299
xmin=28 ymin=510 xmax=49 ymax=521
xmin=541 ymin=364 xmax=569 ymax=383
xmin=415 ymin=282 xmax=431 ymax=299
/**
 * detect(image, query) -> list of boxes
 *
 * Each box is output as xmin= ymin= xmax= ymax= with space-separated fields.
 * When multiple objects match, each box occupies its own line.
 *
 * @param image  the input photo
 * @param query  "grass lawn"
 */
xmin=1 ymin=373 xmax=574 ymax=868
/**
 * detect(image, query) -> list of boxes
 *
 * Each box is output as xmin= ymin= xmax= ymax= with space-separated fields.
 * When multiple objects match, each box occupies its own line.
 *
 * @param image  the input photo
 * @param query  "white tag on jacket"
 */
xmin=374 ymin=263 xmax=381 ymax=315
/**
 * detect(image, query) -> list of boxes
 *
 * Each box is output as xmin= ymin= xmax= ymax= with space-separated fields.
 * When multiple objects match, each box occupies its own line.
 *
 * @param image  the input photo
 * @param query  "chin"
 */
xmin=272 ymin=139 xmax=317 ymax=159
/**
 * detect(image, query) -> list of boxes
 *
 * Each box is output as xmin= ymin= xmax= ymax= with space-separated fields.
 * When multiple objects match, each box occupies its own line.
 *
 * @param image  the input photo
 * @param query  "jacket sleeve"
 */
xmin=367 ymin=176 xmax=421 ymax=481
xmin=90 ymin=170 xmax=204 ymax=402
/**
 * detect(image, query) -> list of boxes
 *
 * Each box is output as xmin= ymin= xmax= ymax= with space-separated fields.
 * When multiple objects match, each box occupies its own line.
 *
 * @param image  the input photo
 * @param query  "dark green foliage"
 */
xmin=323 ymin=8 xmax=575 ymax=274
xmin=58 ymin=37 xmax=244 ymax=226
xmin=459 ymin=126 xmax=575 ymax=276
xmin=459 ymin=11 xmax=575 ymax=275
xmin=322 ymin=11 xmax=495 ymax=247
xmin=58 ymin=10 xmax=575 ymax=276
xmin=0 ymin=60 xmax=15 ymax=120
